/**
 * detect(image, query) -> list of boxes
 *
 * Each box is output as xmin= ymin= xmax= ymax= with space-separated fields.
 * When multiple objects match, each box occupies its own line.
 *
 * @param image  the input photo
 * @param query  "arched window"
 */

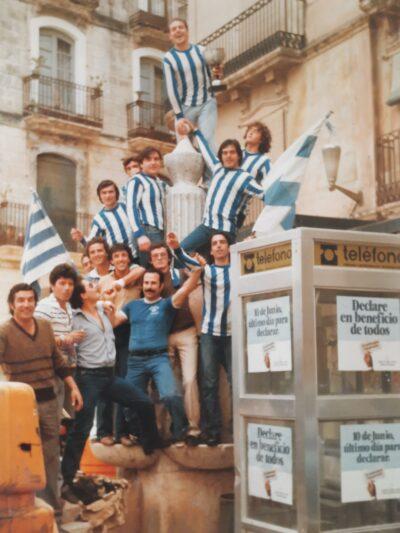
xmin=39 ymin=28 xmax=74 ymax=81
xmin=37 ymin=154 xmax=76 ymax=248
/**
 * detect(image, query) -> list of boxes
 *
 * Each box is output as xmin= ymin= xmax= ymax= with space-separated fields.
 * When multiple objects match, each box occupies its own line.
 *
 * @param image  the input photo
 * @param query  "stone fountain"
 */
xmin=90 ymin=137 xmax=234 ymax=533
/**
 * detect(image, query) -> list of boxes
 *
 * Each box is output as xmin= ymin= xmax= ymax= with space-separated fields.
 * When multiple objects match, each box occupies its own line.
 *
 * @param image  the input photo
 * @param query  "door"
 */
xmin=37 ymin=154 xmax=76 ymax=249
xmin=39 ymin=29 xmax=74 ymax=114
xmin=140 ymin=58 xmax=168 ymax=128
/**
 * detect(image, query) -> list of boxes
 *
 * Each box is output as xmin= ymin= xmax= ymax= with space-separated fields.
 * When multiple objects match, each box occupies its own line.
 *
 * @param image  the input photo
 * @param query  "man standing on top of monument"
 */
xmin=163 ymin=18 xmax=218 ymax=151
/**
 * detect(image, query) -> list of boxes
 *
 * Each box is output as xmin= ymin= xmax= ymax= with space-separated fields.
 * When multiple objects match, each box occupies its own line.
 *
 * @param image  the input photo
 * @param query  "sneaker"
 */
xmin=99 ymin=435 xmax=114 ymax=446
xmin=184 ymin=434 xmax=201 ymax=447
xmin=120 ymin=435 xmax=136 ymax=447
xmin=204 ymin=435 xmax=220 ymax=447
xmin=61 ymin=483 xmax=80 ymax=504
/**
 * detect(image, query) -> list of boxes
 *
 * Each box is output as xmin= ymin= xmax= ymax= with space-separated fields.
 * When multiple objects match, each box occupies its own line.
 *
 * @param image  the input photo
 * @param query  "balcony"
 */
xmin=36 ymin=0 xmax=100 ymax=24
xmin=359 ymin=0 xmax=400 ymax=17
xmin=0 ymin=201 xmax=92 ymax=253
xmin=127 ymin=100 xmax=175 ymax=151
xmin=376 ymin=129 xmax=400 ymax=206
xmin=23 ymin=75 xmax=103 ymax=137
xmin=199 ymin=0 xmax=306 ymax=89
xmin=129 ymin=1 xmax=170 ymax=50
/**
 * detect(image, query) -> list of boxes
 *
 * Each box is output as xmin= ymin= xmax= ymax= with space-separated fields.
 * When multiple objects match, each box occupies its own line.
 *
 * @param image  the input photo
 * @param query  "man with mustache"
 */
xmin=112 ymin=265 xmax=203 ymax=443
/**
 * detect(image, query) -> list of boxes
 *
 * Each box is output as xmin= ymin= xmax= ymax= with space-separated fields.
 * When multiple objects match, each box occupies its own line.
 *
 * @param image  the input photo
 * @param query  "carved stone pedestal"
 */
xmin=91 ymin=444 xmax=234 ymax=533
xmin=164 ymin=138 xmax=206 ymax=241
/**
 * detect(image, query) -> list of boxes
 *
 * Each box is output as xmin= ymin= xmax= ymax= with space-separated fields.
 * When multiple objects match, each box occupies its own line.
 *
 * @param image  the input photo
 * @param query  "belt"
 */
xmin=129 ymin=348 xmax=167 ymax=357
xmin=77 ymin=366 xmax=114 ymax=374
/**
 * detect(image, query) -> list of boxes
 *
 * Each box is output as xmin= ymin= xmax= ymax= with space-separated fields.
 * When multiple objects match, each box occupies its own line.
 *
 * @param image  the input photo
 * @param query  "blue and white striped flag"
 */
xmin=253 ymin=113 xmax=331 ymax=234
xmin=21 ymin=191 xmax=71 ymax=284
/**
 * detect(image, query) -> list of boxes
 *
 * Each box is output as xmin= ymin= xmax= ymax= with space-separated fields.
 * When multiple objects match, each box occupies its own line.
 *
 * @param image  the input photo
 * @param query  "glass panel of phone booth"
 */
xmin=242 ymin=290 xmax=294 ymax=395
xmin=245 ymin=417 xmax=297 ymax=529
xmin=319 ymin=419 xmax=400 ymax=531
xmin=315 ymin=289 xmax=400 ymax=395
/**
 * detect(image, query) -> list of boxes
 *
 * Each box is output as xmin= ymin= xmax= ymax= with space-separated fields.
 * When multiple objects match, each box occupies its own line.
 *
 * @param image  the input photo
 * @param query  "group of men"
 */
xmin=0 ymin=15 xmax=272 ymax=515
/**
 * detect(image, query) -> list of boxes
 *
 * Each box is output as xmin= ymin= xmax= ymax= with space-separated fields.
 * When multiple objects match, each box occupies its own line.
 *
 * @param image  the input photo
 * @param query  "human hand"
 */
xmin=70 ymin=386 xmax=83 ymax=412
xmin=212 ymin=65 xmax=223 ymax=79
xmin=70 ymin=227 xmax=83 ymax=242
xmin=137 ymin=235 xmax=151 ymax=251
xmin=70 ymin=330 xmax=86 ymax=344
xmin=176 ymin=118 xmax=194 ymax=136
xmin=194 ymin=253 xmax=207 ymax=267
xmin=166 ymin=232 xmax=180 ymax=250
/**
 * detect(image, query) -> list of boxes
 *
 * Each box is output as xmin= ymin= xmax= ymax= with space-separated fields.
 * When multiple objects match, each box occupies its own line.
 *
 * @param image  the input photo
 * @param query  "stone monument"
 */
xmin=164 ymin=137 xmax=206 ymax=240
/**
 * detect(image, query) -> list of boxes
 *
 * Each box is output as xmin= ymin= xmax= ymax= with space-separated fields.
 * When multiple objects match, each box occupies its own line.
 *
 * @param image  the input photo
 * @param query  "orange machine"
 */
xmin=0 ymin=382 xmax=54 ymax=532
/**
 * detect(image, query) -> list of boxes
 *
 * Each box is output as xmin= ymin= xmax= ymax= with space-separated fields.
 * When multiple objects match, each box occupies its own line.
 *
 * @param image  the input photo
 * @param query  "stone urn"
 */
xmin=164 ymin=138 xmax=206 ymax=240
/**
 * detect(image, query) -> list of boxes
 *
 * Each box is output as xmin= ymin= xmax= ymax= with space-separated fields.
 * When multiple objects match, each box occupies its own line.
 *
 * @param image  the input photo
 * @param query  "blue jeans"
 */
xmin=200 ymin=334 xmax=232 ymax=438
xmin=96 ymin=323 xmax=131 ymax=439
xmin=135 ymin=224 xmax=165 ymax=267
xmin=62 ymin=368 xmax=159 ymax=483
xmin=181 ymin=223 xmax=236 ymax=255
xmin=126 ymin=353 xmax=187 ymax=440
xmin=182 ymin=98 xmax=217 ymax=152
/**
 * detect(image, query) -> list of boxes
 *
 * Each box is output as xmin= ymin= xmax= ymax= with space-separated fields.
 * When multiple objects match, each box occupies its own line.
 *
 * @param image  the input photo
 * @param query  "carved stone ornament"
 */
xmin=359 ymin=0 xmax=400 ymax=16
xmin=164 ymin=137 xmax=204 ymax=186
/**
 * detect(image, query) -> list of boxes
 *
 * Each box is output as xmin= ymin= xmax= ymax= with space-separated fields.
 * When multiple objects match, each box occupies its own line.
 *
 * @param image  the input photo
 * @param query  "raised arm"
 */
xmin=163 ymin=58 xmax=184 ymax=120
xmin=245 ymin=175 xmax=266 ymax=199
xmin=193 ymin=129 xmax=220 ymax=172
xmin=172 ymin=268 xmax=203 ymax=309
xmin=167 ymin=232 xmax=202 ymax=271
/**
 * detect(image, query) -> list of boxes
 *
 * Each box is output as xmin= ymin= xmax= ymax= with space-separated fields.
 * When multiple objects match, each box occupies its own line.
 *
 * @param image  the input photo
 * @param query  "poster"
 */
xmin=336 ymin=296 xmax=400 ymax=371
xmin=247 ymin=423 xmax=293 ymax=505
xmin=340 ymin=423 xmax=400 ymax=503
xmin=246 ymin=296 xmax=292 ymax=373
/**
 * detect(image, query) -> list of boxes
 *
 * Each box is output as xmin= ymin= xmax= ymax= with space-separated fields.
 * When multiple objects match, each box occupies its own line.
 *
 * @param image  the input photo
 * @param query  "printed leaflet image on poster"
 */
xmin=246 ymin=296 xmax=292 ymax=373
xmin=247 ymin=423 xmax=293 ymax=505
xmin=340 ymin=423 xmax=400 ymax=503
xmin=336 ymin=296 xmax=400 ymax=371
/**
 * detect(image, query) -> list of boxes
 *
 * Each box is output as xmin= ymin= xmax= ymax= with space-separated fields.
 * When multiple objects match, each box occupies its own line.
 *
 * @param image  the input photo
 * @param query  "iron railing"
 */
xmin=377 ymin=129 xmax=400 ymax=205
xmin=0 ymin=201 xmax=93 ymax=252
xmin=23 ymin=75 xmax=103 ymax=127
xmin=127 ymin=100 xmax=174 ymax=143
xmin=199 ymin=0 xmax=305 ymax=77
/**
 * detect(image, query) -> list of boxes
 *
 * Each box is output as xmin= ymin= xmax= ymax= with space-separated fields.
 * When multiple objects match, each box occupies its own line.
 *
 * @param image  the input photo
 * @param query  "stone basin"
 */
xmin=90 ymin=442 xmax=158 ymax=469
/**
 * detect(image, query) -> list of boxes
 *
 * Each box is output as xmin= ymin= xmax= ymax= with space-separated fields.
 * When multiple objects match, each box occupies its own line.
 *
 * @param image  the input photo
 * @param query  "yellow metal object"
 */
xmin=0 ymin=383 xmax=53 ymax=531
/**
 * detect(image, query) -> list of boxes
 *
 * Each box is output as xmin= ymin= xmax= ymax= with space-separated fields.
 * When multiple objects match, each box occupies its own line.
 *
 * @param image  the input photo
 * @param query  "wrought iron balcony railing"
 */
xmin=199 ymin=0 xmax=306 ymax=78
xmin=127 ymin=100 xmax=174 ymax=143
xmin=23 ymin=75 xmax=103 ymax=128
xmin=0 ymin=201 xmax=93 ymax=252
xmin=377 ymin=129 xmax=400 ymax=206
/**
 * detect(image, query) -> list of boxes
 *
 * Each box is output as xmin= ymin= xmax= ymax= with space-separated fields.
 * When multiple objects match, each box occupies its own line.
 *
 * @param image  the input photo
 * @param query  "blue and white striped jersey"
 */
xmin=242 ymin=150 xmax=271 ymax=186
xmin=173 ymin=247 xmax=231 ymax=337
xmin=126 ymin=173 xmax=167 ymax=238
xmin=202 ymin=264 xmax=231 ymax=336
xmin=163 ymin=44 xmax=212 ymax=119
xmin=194 ymin=130 xmax=265 ymax=235
xmin=86 ymin=203 xmax=135 ymax=251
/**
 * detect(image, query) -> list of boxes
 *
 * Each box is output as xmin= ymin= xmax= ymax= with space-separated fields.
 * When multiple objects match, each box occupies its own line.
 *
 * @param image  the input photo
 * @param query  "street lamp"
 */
xmin=322 ymin=144 xmax=363 ymax=205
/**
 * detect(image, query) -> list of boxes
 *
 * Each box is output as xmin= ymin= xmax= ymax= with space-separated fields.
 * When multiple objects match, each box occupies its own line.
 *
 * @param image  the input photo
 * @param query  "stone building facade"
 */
xmin=0 ymin=0 xmax=399 ymax=318
xmin=0 ymin=0 xmax=185 ymax=318
xmin=190 ymin=0 xmax=400 ymax=226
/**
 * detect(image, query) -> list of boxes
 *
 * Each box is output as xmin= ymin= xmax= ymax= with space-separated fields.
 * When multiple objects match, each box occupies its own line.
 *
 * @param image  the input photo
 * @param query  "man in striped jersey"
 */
xmin=126 ymin=147 xmax=168 ymax=266
xmin=70 ymin=180 xmax=135 ymax=256
xmin=169 ymin=232 xmax=231 ymax=447
xmin=163 ymin=18 xmax=217 ymax=150
xmin=237 ymin=121 xmax=272 ymax=228
xmin=178 ymin=123 xmax=265 ymax=254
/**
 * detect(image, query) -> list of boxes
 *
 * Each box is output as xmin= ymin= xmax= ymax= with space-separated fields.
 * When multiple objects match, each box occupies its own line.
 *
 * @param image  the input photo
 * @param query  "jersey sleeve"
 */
xmin=163 ymin=57 xmax=184 ymax=120
xmin=126 ymin=176 xmax=145 ymax=238
xmin=193 ymin=130 xmax=220 ymax=172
